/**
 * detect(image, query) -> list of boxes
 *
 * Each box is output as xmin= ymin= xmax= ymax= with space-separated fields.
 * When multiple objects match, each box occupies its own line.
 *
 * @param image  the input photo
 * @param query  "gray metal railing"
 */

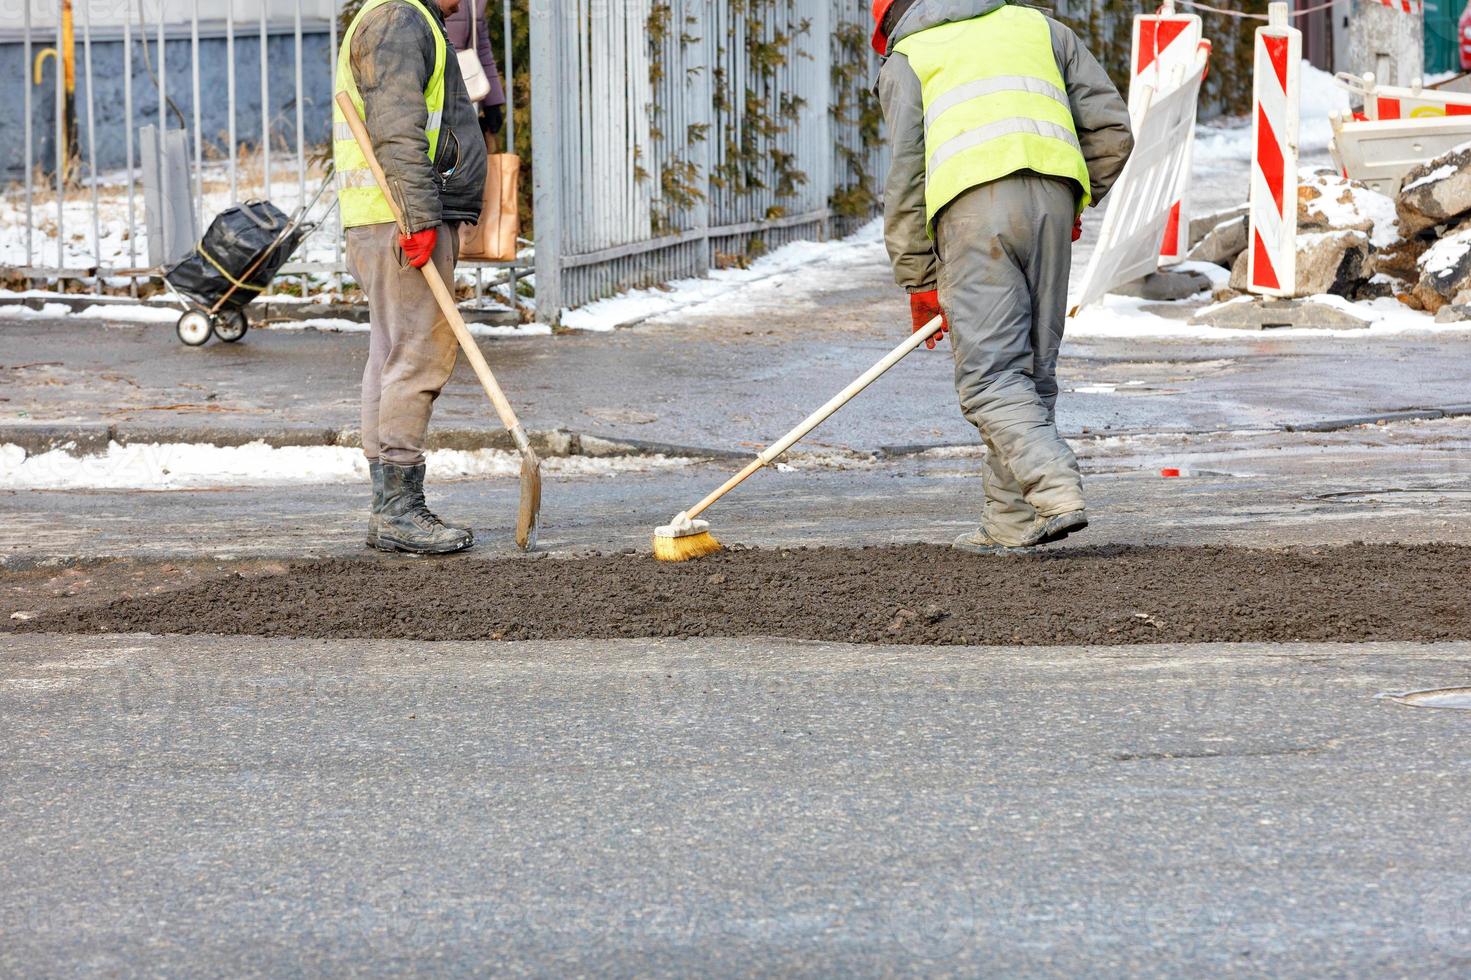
xmin=530 ymin=0 xmax=886 ymax=322
xmin=5 ymin=0 xmax=882 ymax=319
xmin=2 ymin=0 xmax=525 ymax=308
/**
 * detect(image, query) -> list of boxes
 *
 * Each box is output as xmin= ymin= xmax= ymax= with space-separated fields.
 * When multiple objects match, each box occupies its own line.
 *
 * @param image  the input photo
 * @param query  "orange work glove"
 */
xmin=398 ymin=226 xmax=438 ymax=268
xmin=1071 ymin=216 xmax=1083 ymax=242
xmin=909 ymin=289 xmax=949 ymax=350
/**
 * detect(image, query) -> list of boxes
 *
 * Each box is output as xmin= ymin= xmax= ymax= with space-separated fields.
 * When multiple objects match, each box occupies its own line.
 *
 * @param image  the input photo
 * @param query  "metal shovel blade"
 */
xmin=516 ymin=448 xmax=542 ymax=551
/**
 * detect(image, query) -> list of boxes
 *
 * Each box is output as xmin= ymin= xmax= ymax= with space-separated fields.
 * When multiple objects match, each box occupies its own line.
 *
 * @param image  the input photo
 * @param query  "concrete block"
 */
xmin=1191 ymin=298 xmax=1373 ymax=330
xmin=1111 ymin=269 xmax=1214 ymax=301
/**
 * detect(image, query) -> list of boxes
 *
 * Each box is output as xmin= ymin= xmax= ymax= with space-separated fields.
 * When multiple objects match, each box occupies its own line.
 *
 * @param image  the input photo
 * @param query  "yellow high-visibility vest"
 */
xmin=894 ymin=5 xmax=1091 ymax=231
xmin=332 ymin=0 xmax=446 ymax=228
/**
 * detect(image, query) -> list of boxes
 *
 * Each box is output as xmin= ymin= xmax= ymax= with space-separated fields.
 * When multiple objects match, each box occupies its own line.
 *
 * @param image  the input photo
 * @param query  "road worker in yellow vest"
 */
xmin=872 ymin=0 xmax=1133 ymax=554
xmin=334 ymin=0 xmax=486 ymax=554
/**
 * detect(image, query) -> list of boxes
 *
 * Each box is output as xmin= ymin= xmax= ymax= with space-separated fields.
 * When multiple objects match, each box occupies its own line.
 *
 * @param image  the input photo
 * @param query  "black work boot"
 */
xmin=375 ymin=462 xmax=474 ymax=555
xmin=366 ymin=460 xmax=385 ymax=549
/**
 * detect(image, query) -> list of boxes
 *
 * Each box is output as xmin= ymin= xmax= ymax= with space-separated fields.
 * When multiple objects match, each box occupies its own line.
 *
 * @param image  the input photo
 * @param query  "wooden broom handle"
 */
xmin=334 ymin=91 xmax=526 ymax=440
xmin=683 ymin=321 xmax=938 ymax=521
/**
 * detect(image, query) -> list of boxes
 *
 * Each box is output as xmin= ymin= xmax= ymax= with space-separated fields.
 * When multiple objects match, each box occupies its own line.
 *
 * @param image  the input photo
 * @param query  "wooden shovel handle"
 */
xmin=684 ymin=321 xmax=937 ymax=521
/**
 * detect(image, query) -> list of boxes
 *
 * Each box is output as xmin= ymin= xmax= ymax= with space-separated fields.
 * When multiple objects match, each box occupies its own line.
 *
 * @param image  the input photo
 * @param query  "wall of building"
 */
xmin=2 ymin=27 xmax=332 ymax=180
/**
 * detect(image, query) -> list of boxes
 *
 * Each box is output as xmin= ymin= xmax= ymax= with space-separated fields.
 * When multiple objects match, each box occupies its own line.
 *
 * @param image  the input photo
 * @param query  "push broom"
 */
xmin=653 ymin=317 xmax=943 ymax=561
xmin=336 ymin=92 xmax=541 ymax=550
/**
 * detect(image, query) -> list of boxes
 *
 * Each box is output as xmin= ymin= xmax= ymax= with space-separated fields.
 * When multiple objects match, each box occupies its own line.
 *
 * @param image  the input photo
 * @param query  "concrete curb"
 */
xmin=4 ymin=406 xmax=1469 ymax=460
xmin=0 ymin=422 xmax=740 ymax=461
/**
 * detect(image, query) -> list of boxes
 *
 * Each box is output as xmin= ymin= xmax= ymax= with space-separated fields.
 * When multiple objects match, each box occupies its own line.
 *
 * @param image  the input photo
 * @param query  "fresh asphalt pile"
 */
xmin=12 ymin=543 xmax=1469 ymax=646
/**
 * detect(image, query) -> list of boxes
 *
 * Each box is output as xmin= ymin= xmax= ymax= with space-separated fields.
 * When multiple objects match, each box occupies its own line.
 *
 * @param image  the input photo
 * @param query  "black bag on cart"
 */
xmin=164 ymin=200 xmax=305 ymax=311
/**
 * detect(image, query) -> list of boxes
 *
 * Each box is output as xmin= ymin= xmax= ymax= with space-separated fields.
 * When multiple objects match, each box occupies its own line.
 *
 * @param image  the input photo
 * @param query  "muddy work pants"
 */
xmin=346 ymin=221 xmax=461 ymax=466
xmin=936 ymin=176 xmax=1085 ymax=547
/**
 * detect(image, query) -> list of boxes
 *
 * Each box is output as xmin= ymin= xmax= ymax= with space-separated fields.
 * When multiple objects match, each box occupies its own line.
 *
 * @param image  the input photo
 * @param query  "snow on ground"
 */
xmin=1298 ymin=167 xmax=1400 ymax=247
xmin=269 ymin=318 xmax=554 ymax=338
xmin=0 ymin=441 xmax=695 ymax=491
xmin=71 ymin=304 xmax=184 ymax=324
xmin=1068 ymin=292 xmax=1471 ymax=340
xmin=559 ymin=220 xmax=887 ymax=331
xmin=2 ymin=160 xmax=528 ymax=309
xmin=0 ymin=303 xmax=71 ymax=320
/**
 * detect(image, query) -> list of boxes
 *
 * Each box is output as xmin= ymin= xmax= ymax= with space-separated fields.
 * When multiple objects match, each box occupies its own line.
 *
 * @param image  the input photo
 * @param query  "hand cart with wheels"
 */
xmin=162 ymin=169 xmax=337 ymax=346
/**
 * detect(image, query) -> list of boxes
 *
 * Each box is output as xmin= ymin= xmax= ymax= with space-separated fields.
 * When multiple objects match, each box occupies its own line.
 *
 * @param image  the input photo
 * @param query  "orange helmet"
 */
xmin=871 ymin=0 xmax=898 ymax=55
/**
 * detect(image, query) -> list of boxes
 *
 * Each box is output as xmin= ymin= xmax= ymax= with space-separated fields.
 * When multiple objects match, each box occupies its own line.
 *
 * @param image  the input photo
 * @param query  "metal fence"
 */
xmin=529 ymin=0 xmax=886 ymax=321
xmin=4 ymin=0 xmax=884 ymax=317
xmin=3 ymin=0 xmax=524 ymax=305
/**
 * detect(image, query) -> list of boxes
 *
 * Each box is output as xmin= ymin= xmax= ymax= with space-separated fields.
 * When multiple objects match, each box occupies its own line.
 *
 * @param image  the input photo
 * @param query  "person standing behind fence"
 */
xmin=871 ymin=0 xmax=1133 ymax=556
xmin=334 ymin=0 xmax=487 ymax=554
xmin=443 ymin=1 xmax=508 ymax=140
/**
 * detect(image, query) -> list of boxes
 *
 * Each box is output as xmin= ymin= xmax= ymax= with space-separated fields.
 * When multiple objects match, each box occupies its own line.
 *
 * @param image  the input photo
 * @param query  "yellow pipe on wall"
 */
xmin=32 ymin=48 xmax=56 ymax=86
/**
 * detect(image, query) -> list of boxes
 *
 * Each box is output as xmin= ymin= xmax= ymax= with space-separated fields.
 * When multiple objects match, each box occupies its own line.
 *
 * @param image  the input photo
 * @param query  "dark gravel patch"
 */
xmin=10 ymin=543 xmax=1470 ymax=645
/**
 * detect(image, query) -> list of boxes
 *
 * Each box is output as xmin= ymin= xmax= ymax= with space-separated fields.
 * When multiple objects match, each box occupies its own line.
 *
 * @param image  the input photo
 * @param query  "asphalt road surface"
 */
xmin=2 ymin=634 xmax=1469 ymax=977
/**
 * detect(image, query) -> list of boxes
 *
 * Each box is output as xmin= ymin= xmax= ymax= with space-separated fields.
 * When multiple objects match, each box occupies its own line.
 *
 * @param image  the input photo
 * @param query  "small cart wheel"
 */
xmin=176 ymin=310 xmax=213 ymax=347
xmin=214 ymin=310 xmax=249 ymax=343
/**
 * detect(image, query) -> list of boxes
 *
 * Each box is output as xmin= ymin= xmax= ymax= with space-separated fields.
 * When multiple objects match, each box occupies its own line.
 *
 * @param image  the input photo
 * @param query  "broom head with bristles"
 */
xmin=652 ymin=514 xmax=723 ymax=562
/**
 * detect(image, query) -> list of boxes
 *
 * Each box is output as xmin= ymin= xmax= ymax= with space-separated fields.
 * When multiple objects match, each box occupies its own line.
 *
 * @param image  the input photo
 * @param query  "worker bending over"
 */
xmin=334 ymin=0 xmax=486 ymax=554
xmin=872 ymin=0 xmax=1133 ymax=554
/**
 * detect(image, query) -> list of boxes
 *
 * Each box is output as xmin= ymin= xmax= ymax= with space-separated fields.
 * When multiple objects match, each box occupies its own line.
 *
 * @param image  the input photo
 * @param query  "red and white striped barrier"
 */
xmin=1128 ymin=2 xmax=1204 ymax=265
xmin=1338 ymin=72 xmax=1471 ymax=121
xmin=1370 ymin=0 xmax=1422 ymax=13
xmin=1247 ymin=2 xmax=1301 ymax=298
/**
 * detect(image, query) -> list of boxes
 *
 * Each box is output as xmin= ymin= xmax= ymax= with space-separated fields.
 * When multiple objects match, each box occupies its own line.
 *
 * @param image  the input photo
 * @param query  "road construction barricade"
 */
xmin=1070 ymin=41 xmax=1210 ymax=312
xmin=1335 ymin=72 xmax=1471 ymax=120
xmin=1128 ymin=2 xmax=1204 ymax=264
xmin=1329 ymin=112 xmax=1471 ymax=195
xmin=1246 ymin=3 xmax=1300 ymax=298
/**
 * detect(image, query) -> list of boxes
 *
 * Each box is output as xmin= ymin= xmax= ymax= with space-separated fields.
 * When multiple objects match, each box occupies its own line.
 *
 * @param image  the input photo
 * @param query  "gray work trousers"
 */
xmin=935 ymin=176 xmax=1085 ymax=547
xmin=345 ymin=221 xmax=461 ymax=466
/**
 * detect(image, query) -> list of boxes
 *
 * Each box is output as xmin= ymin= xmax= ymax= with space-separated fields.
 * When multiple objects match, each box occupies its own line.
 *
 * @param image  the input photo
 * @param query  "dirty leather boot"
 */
xmin=952 ymin=528 xmax=1034 ymax=556
xmin=366 ymin=460 xmax=384 ymax=549
xmin=1026 ymin=509 xmax=1089 ymax=546
xmin=375 ymin=462 xmax=474 ymax=555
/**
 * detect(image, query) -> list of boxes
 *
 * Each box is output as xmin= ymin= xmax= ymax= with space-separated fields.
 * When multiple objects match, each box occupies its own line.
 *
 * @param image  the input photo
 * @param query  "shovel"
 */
xmin=335 ymin=92 xmax=541 ymax=550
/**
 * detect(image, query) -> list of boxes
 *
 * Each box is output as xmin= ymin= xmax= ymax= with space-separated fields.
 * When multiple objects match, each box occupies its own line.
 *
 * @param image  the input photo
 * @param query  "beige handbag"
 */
xmin=460 ymin=146 xmax=521 ymax=262
xmin=457 ymin=2 xmax=492 ymax=104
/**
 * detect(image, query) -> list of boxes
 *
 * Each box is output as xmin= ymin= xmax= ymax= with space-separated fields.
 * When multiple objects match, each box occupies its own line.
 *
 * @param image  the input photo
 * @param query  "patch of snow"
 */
xmin=1299 ymin=61 xmax=1353 ymax=152
xmin=1173 ymin=259 xmax=1231 ymax=290
xmin=1354 ymin=185 xmax=1401 ymax=248
xmin=0 ymin=303 xmax=70 ymax=319
xmin=0 ymin=440 xmax=694 ymax=490
xmin=1298 ymin=167 xmax=1400 ymax=247
xmin=264 ymin=317 xmax=552 ymax=338
xmin=1419 ymin=228 xmax=1471 ymax=276
xmin=72 ymin=303 xmax=183 ymax=324
xmin=1069 ymin=292 xmax=1468 ymax=340
xmin=559 ymin=219 xmax=886 ymax=331
xmin=1402 ymin=161 xmax=1459 ymax=193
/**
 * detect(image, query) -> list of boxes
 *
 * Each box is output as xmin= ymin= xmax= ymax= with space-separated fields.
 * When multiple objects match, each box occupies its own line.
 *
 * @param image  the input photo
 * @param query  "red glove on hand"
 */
xmin=398 ymin=226 xmax=438 ymax=268
xmin=1071 ymin=216 xmax=1083 ymax=243
xmin=909 ymin=289 xmax=948 ymax=350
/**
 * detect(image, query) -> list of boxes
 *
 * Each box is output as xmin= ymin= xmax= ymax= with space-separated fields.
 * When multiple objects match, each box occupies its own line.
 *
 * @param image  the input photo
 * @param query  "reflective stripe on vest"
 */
xmin=893 ymin=5 xmax=1091 ymax=231
xmin=332 ymin=0 xmax=447 ymax=228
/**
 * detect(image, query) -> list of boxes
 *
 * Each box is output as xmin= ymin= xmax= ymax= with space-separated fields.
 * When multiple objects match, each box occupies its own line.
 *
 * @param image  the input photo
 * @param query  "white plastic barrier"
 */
xmin=1247 ymin=3 xmax=1300 ymax=298
xmin=1127 ymin=2 xmax=1204 ymax=264
xmin=1070 ymin=45 xmax=1209 ymax=313
xmin=1330 ymin=112 xmax=1471 ymax=195
xmin=1336 ymin=71 xmax=1471 ymax=120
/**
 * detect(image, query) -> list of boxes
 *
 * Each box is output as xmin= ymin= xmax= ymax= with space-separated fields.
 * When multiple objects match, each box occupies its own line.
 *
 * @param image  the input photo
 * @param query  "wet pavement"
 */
xmin=6 ymin=279 xmax=1471 ymax=457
